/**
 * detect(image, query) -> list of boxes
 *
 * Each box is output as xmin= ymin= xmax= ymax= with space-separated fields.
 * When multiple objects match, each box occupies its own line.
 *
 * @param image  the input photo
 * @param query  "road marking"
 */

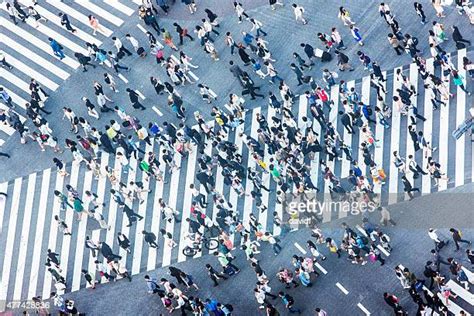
xmin=170 ymin=55 xmax=199 ymax=81
xmin=0 ymin=182 xmax=8 ymax=233
xmin=135 ymin=90 xmax=146 ymax=100
xmin=0 ymin=17 xmax=79 ymax=69
xmin=152 ymin=106 xmax=163 ymax=116
xmin=294 ymin=242 xmax=307 ymax=254
xmin=104 ymin=0 xmax=135 ymax=16
xmin=388 ymin=67 xmax=403 ymax=204
xmin=438 ymin=55 xmax=450 ymax=192
xmin=46 ymin=0 xmax=113 ymax=37
xmin=74 ymin=0 xmax=124 ymax=26
xmin=446 ymin=279 xmax=474 ymax=306
xmin=355 ymin=224 xmax=390 ymax=257
xmin=336 ymin=282 xmax=349 ymax=295
xmin=1 ymin=35 xmax=70 ymax=80
xmin=118 ymin=74 xmax=129 ymax=83
xmin=314 ymin=262 xmax=328 ymax=275
xmin=455 ymin=49 xmax=467 ymax=187
xmin=357 ymin=303 xmax=371 ymax=315
xmin=137 ymin=24 xmax=148 ymax=34
xmin=422 ymin=59 xmax=435 ymax=194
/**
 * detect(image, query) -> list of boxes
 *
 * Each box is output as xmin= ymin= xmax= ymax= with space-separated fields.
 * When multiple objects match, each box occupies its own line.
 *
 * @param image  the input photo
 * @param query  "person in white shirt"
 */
xmin=233 ymin=2 xmax=249 ymax=23
xmin=292 ymin=3 xmax=307 ymax=24
xmin=428 ymin=228 xmax=448 ymax=250
xmin=250 ymin=18 xmax=267 ymax=37
xmin=112 ymin=36 xmax=132 ymax=57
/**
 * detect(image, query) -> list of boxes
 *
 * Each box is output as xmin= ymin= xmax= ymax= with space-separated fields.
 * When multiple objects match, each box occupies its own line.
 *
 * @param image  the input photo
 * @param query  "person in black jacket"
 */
xmin=74 ymin=52 xmax=96 ymax=72
xmin=451 ymin=25 xmax=471 ymax=48
xmin=173 ymin=22 xmax=194 ymax=45
xmin=126 ymin=88 xmax=146 ymax=110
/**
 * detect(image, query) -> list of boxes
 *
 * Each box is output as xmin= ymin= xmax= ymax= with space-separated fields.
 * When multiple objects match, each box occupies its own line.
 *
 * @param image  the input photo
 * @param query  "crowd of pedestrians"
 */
xmin=1 ymin=0 xmax=473 ymax=315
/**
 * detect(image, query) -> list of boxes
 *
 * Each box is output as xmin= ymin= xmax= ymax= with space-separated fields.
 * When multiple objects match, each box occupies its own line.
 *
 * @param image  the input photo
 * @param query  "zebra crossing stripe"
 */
xmin=0 ymin=17 xmax=79 ymax=69
xmin=73 ymin=0 xmax=124 ymax=26
xmin=71 ymin=170 xmax=93 ymax=291
xmin=13 ymin=174 xmax=36 ymax=301
xmin=1 ymin=35 xmax=70 ymax=80
xmin=422 ymin=59 xmax=435 ymax=194
xmin=438 ymin=56 xmax=451 ymax=192
xmin=27 ymin=169 xmax=51 ymax=299
xmin=2 ymin=52 xmax=59 ymax=91
xmin=455 ymin=49 xmax=467 ymax=187
xmin=0 ymin=178 xmax=23 ymax=307
xmin=104 ymin=0 xmax=135 ymax=17
xmin=388 ymin=67 xmax=403 ymax=203
xmin=41 ymin=170 xmax=64 ymax=298
xmin=21 ymin=0 xmax=102 ymax=46
xmin=0 ymin=182 xmax=8 ymax=234
xmin=131 ymin=143 xmax=153 ymax=275
xmin=404 ymin=64 xmax=418 ymax=200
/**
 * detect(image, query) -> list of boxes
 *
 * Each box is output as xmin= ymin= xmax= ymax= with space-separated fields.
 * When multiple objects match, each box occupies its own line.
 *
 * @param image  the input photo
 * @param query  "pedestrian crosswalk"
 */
xmin=0 ymin=51 xmax=473 ymax=311
xmin=0 ymin=0 xmax=136 ymax=146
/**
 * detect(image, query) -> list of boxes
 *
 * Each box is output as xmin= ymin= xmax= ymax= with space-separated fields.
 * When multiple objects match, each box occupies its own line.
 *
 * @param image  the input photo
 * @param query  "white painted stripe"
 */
xmin=357 ymin=303 xmax=371 ymax=315
xmin=176 ymin=145 xmax=196 ymax=263
xmin=388 ymin=67 xmax=403 ymax=204
xmin=314 ymin=262 xmax=328 ymax=275
xmin=0 ymin=87 xmax=29 ymax=112
xmin=356 ymin=225 xmax=368 ymax=237
xmin=152 ymin=106 xmax=163 ymax=116
xmin=170 ymin=54 xmax=199 ymax=81
xmin=118 ymin=73 xmax=129 ymax=83
xmin=162 ymin=150 xmax=182 ymax=266
xmin=403 ymin=64 xmax=418 ymax=201
xmin=89 ymin=153 xmax=110 ymax=283
xmin=2 ymin=52 xmax=59 ymax=91
xmin=0 ymin=124 xmax=15 ymax=136
xmin=71 ymin=170 xmax=93 ymax=291
xmin=209 ymin=89 xmax=217 ymax=98
xmin=309 ymin=94 xmax=322 ymax=224
xmin=103 ymin=152 xmax=121 ymax=249
xmin=294 ymin=242 xmax=307 ymax=254
xmin=131 ymin=143 xmax=153 ymax=275
xmin=0 ymin=17 xmax=79 ymax=69
xmin=242 ymin=110 xmax=259 ymax=230
xmin=0 ymin=178 xmax=23 ymax=308
xmin=104 ymin=0 xmax=135 ymax=16
xmin=42 ymin=169 xmax=64 ymax=298
xmin=422 ymin=59 xmax=435 ymax=194
xmin=46 ymin=0 xmax=113 ymax=37
xmin=74 ymin=0 xmax=124 ymax=26
xmin=446 ymin=279 xmax=474 ymax=306
xmin=339 ymin=80 xmax=353 ymax=218
xmin=373 ymin=71 xmax=387 ymax=179
xmin=135 ymin=90 xmax=146 ymax=100
xmin=0 ymin=67 xmax=35 ymax=94
xmin=1 ymin=36 xmax=70 ymax=80
xmin=58 ymin=160 xmax=80 ymax=286
xmin=438 ymin=57 xmax=450 ymax=192
xmin=132 ymin=0 xmax=141 ymax=4
xmin=19 ymin=0 xmax=102 ymax=46
xmin=137 ymin=23 xmax=148 ymax=34
xmin=13 ymin=173 xmax=36 ymax=301
xmin=455 ymin=50 xmax=467 ymax=187
xmin=147 ymin=150 xmax=166 ymax=268
xmin=359 ymin=77 xmax=370 ymax=176
xmin=27 ymin=169 xmax=51 ymax=299
xmin=461 ymin=266 xmax=474 ymax=283
xmin=336 ymin=282 xmax=349 ymax=295
xmin=0 ymin=139 xmax=5 ymax=147
xmin=0 ymin=182 xmax=8 ymax=234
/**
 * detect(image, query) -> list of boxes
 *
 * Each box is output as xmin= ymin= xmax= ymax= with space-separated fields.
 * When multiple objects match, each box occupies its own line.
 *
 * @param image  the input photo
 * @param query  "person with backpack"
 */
xmin=278 ymin=292 xmax=301 ymax=314
xmin=449 ymin=228 xmax=471 ymax=251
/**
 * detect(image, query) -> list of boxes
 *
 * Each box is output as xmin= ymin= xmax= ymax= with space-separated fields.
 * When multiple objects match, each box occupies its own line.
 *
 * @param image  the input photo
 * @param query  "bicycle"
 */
xmin=182 ymin=235 xmax=219 ymax=257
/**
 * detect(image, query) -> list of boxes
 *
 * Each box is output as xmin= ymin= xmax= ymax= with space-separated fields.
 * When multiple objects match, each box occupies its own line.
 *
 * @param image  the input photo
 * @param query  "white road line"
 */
xmin=422 ymin=59 xmax=434 ymax=194
xmin=12 ymin=174 xmax=36 ymax=301
xmin=0 ymin=139 xmax=4 ymax=147
xmin=388 ymin=67 xmax=403 ymax=204
xmin=137 ymin=23 xmax=148 ymax=34
xmin=446 ymin=279 xmax=474 ymax=306
xmin=58 ymin=161 xmax=80 ymax=287
xmin=2 ymin=52 xmax=59 ymax=91
xmin=404 ymin=64 xmax=418 ymax=201
xmin=455 ymin=49 xmax=467 ymax=187
xmin=71 ymin=170 xmax=93 ymax=291
xmin=135 ymin=90 xmax=146 ymax=100
xmin=1 ymin=36 xmax=70 ymax=80
xmin=0 ymin=124 xmax=15 ymax=136
xmin=170 ymin=55 xmax=199 ymax=81
xmin=162 ymin=150 xmax=182 ymax=266
xmin=132 ymin=0 xmax=141 ymax=4
xmin=242 ymin=110 xmax=259 ymax=230
xmin=131 ymin=143 xmax=153 ymax=274
xmin=357 ymin=303 xmax=371 ymax=315
xmin=359 ymin=77 xmax=370 ymax=175
xmin=27 ymin=169 xmax=51 ymax=299
xmin=314 ymin=262 xmax=328 ymax=275
xmin=0 ymin=17 xmax=79 ymax=69
xmin=209 ymin=89 xmax=217 ymax=98
xmin=41 ymin=169 xmax=64 ymax=298
xmin=461 ymin=266 xmax=474 ymax=283
xmin=294 ymin=242 xmax=307 ymax=254
xmin=118 ymin=74 xmax=129 ymax=83
xmin=0 ymin=68 xmax=36 ymax=96
xmin=20 ymin=0 xmax=102 ymax=46
xmin=0 ymin=182 xmax=8 ymax=234
xmin=0 ymin=178 xmax=23 ymax=308
xmin=152 ymin=106 xmax=163 ymax=116
xmin=336 ymin=282 xmax=349 ymax=295
xmin=147 ymin=150 xmax=166 ymax=268
xmin=73 ymin=0 xmax=124 ymax=26
xmin=438 ymin=56 xmax=450 ymax=192
xmin=373 ymin=72 xmax=387 ymax=195
xmin=104 ymin=0 xmax=135 ymax=16
xmin=46 ymin=0 xmax=113 ymax=37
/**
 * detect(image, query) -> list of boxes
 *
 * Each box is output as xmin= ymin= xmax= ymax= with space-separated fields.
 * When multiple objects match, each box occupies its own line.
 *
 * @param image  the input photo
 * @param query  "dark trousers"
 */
xmin=113 ymin=63 xmax=129 ymax=73
xmin=119 ymin=46 xmax=133 ymax=57
xmin=454 ymin=239 xmax=470 ymax=250
xmin=132 ymin=101 xmax=146 ymax=110
xmin=210 ymin=273 xmax=228 ymax=286
xmin=179 ymin=33 xmax=194 ymax=45
xmin=1 ymin=59 xmax=12 ymax=69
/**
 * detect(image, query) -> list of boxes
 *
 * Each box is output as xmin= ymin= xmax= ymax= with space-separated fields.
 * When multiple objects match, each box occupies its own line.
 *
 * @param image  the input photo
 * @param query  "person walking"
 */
xmin=112 ymin=37 xmax=133 ymax=58
xmin=388 ymin=33 xmax=404 ymax=55
xmin=88 ymin=15 xmax=105 ymax=35
xmin=205 ymin=263 xmax=228 ymax=286
xmin=0 ymin=51 xmax=13 ymax=70
xmin=173 ymin=23 xmax=194 ymax=45
xmin=142 ymin=230 xmax=159 ymax=248
xmin=350 ymin=25 xmax=364 ymax=45
xmin=126 ymin=88 xmax=146 ymax=110
xmin=122 ymin=204 xmax=144 ymax=227
xmin=452 ymin=70 xmax=471 ymax=95
xmin=49 ymin=38 xmax=65 ymax=60
xmin=413 ymin=2 xmax=427 ymax=24
xmin=402 ymin=175 xmax=419 ymax=200
xmin=449 ymin=228 xmax=471 ymax=251
xmin=58 ymin=12 xmax=76 ymax=33
xmin=292 ymin=3 xmax=308 ymax=24
xmin=278 ymin=292 xmax=301 ymax=314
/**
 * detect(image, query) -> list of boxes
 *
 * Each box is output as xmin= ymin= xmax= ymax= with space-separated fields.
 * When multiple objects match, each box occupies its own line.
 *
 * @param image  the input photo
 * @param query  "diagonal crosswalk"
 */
xmin=0 ymin=0 xmax=135 ymax=147
xmin=0 ymin=51 xmax=473 ymax=311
